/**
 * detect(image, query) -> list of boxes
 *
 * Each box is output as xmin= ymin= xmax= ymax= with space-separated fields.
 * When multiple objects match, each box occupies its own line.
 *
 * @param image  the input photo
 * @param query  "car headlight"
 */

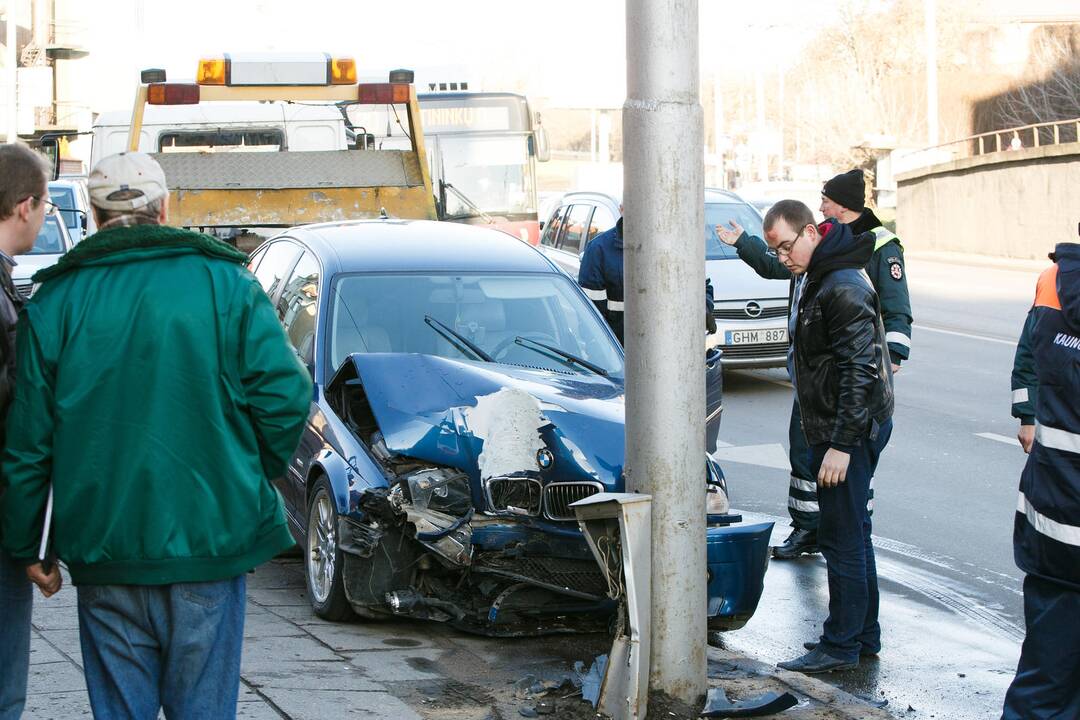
xmin=706 ymin=456 xmax=730 ymax=515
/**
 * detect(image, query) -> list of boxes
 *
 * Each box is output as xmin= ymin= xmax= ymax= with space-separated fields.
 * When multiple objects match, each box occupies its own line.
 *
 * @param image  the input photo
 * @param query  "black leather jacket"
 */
xmin=793 ymin=223 xmax=894 ymax=449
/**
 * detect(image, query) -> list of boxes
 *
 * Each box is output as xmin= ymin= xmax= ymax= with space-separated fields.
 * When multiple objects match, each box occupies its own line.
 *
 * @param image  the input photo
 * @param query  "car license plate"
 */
xmin=724 ymin=328 xmax=788 ymax=345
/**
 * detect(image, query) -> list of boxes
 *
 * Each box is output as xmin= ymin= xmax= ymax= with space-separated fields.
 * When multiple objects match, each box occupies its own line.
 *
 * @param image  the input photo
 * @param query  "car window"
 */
xmin=247 ymin=246 xmax=267 ymax=273
xmin=329 ymin=272 xmax=624 ymax=378
xmin=48 ymin=186 xmax=80 ymax=235
xmin=252 ymin=241 xmax=301 ymax=298
xmin=560 ymin=204 xmax=592 ymax=255
xmin=587 ymin=205 xmax=617 ymax=243
xmin=705 ymin=202 xmax=765 ymax=260
xmin=26 ymin=217 xmax=67 ymax=255
xmin=278 ymin=251 xmax=320 ymax=363
xmin=540 ymin=205 xmax=567 ymax=248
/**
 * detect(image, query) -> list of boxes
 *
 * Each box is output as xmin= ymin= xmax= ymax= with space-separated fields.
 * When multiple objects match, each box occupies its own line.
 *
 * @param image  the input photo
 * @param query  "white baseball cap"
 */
xmin=88 ymin=152 xmax=168 ymax=211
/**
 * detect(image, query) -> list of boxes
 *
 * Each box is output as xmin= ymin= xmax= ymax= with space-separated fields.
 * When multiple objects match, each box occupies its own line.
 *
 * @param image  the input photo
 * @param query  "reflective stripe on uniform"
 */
xmin=788 ymin=497 xmax=820 ymax=513
xmin=871 ymin=227 xmax=901 ymax=252
xmin=607 ymin=300 xmax=625 ymax=311
xmin=1017 ymin=491 xmax=1080 ymax=546
xmin=789 ymin=475 xmax=816 ymax=493
xmin=1012 ymin=388 xmax=1029 ymax=404
xmin=1036 ymin=423 xmax=1080 ymax=454
xmin=885 ymin=331 xmax=911 ymax=348
xmin=583 ymin=287 xmax=607 ymax=301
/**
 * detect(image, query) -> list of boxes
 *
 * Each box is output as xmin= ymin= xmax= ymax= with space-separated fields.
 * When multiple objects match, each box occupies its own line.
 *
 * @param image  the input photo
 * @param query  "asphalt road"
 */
xmin=712 ymin=254 xmax=1046 ymax=719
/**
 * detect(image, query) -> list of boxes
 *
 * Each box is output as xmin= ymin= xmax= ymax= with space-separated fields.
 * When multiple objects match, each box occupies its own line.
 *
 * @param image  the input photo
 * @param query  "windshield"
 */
xmin=329 ymin=272 xmax=623 ymax=378
xmin=48 ymin=186 xmax=80 ymax=235
xmin=438 ymin=134 xmax=535 ymax=217
xmin=705 ymin=202 xmax=765 ymax=260
xmin=26 ymin=218 xmax=67 ymax=256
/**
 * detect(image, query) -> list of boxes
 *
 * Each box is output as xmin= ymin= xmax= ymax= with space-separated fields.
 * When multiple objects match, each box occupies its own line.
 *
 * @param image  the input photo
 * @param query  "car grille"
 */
xmin=13 ymin=279 xmax=33 ymax=299
xmin=713 ymin=305 xmax=787 ymax=320
xmin=486 ymin=477 xmax=543 ymax=516
xmin=719 ymin=341 xmax=789 ymax=360
xmin=476 ymin=555 xmax=610 ymax=598
xmin=542 ymin=482 xmax=602 ymax=521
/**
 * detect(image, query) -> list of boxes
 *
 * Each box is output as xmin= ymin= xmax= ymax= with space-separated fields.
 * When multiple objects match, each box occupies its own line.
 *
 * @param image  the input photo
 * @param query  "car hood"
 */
xmin=706 ymin=257 xmax=788 ymax=301
xmin=11 ymin=254 xmax=64 ymax=280
xmin=333 ymin=353 xmax=627 ymax=489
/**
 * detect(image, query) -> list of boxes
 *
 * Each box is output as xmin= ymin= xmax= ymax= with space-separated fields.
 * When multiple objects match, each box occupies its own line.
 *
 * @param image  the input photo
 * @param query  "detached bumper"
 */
xmin=705 ymin=521 xmax=773 ymax=631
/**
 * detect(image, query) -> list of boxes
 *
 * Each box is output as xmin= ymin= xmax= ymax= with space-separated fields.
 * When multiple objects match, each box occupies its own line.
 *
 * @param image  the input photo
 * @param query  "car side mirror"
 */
xmin=39 ymin=137 xmax=61 ymax=180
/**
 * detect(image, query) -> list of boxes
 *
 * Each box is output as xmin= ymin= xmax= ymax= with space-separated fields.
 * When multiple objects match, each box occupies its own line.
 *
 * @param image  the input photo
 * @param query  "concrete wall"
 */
xmin=896 ymin=143 xmax=1080 ymax=259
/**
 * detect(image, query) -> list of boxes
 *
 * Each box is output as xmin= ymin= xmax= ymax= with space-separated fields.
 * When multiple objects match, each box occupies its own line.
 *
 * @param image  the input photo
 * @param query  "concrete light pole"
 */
xmin=4 ymin=0 xmax=17 ymax=142
xmin=924 ymin=0 xmax=939 ymax=145
xmin=624 ymin=0 xmax=707 ymax=705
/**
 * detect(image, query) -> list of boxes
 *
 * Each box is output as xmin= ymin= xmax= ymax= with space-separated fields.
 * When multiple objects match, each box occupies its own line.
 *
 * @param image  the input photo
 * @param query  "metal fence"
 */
xmin=895 ymin=117 xmax=1080 ymax=175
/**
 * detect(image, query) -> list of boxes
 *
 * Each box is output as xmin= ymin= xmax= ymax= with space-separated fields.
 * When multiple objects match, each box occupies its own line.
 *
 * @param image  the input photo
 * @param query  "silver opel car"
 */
xmin=538 ymin=189 xmax=789 ymax=368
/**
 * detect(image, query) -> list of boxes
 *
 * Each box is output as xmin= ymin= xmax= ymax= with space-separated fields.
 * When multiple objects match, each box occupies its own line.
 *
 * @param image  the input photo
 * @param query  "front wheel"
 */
xmin=306 ymin=479 xmax=354 ymax=621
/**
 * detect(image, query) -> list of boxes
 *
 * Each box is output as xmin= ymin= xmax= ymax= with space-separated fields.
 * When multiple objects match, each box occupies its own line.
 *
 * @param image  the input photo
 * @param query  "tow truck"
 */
xmin=97 ymin=53 xmax=438 ymax=249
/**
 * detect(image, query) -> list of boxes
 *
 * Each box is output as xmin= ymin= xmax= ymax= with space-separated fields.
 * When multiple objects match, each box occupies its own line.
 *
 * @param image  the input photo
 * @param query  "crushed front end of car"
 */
xmin=325 ymin=353 xmax=770 ymax=635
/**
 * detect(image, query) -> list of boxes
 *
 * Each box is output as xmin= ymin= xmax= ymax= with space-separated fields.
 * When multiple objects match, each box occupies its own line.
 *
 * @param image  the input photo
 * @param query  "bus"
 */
xmin=348 ymin=92 xmax=549 ymax=244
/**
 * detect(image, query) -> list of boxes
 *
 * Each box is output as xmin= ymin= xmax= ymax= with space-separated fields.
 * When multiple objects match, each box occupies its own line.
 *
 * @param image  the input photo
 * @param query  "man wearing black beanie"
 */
xmin=715 ymin=167 xmax=912 ymax=561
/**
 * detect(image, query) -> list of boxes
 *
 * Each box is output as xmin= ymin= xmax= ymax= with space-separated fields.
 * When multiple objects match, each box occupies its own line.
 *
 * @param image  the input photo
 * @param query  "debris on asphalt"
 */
xmin=579 ymin=654 xmax=608 ymax=707
xmin=700 ymin=687 xmax=799 ymax=717
xmin=518 ymin=707 xmax=539 ymax=718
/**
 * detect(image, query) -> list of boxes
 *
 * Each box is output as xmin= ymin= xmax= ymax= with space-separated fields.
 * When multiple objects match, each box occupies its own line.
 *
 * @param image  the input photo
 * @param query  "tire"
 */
xmin=305 ymin=479 xmax=354 ymax=621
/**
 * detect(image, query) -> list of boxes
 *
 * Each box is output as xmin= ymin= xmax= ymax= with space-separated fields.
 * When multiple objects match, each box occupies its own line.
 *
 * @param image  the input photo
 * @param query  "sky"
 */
xmin=80 ymin=0 xmax=825 ymax=114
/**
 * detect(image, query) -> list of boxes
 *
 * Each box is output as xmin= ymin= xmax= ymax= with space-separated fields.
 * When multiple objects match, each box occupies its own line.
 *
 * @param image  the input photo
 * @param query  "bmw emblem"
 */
xmin=536 ymin=448 xmax=554 ymax=470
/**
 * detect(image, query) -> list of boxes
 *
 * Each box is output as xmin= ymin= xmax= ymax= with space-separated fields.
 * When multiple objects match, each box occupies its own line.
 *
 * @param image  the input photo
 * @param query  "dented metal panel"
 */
xmin=152 ymin=149 xmax=423 ymax=189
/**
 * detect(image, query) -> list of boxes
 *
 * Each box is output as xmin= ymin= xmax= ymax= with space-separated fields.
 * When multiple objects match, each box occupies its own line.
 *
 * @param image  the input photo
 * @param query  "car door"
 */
xmin=275 ymin=249 xmax=322 ymax=516
xmin=547 ymin=204 xmax=593 ymax=277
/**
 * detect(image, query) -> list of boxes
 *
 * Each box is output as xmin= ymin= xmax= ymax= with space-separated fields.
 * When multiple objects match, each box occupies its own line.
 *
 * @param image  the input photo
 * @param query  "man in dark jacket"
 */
xmin=0 ymin=142 xmax=55 ymax=720
xmin=579 ymin=216 xmax=626 ymax=343
xmin=756 ymin=200 xmax=894 ymax=674
xmin=1 ymin=152 xmax=311 ymax=718
xmin=1001 ymin=241 xmax=1080 ymax=719
xmin=716 ymin=168 xmax=911 ymax=560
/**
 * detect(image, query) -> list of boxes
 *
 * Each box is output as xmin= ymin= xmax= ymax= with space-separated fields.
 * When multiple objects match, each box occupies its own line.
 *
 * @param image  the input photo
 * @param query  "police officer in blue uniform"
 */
xmin=1001 ymin=239 xmax=1080 ymax=719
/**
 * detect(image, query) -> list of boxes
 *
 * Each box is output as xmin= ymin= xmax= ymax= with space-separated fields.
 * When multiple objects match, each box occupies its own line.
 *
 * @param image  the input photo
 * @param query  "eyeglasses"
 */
xmin=770 ymin=225 xmax=810 ymax=258
xmin=22 ymin=195 xmax=59 ymax=215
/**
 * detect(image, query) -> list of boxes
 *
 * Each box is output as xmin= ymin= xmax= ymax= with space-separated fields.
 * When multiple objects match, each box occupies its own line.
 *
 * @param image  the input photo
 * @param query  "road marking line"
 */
xmin=976 ymin=432 xmax=1021 ymax=447
xmin=914 ymin=324 xmax=1017 ymax=346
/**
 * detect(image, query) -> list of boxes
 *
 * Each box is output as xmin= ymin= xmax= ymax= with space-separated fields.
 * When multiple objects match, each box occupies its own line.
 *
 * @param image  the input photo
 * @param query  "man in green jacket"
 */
xmin=0 ymin=152 xmax=311 ymax=719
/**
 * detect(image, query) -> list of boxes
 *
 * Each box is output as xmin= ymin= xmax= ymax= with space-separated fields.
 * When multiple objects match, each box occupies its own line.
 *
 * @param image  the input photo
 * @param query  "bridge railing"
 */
xmin=895 ymin=117 xmax=1080 ymax=174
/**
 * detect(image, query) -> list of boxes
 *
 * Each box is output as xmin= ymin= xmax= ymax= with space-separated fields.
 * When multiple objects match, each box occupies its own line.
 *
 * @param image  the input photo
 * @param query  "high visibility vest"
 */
xmin=871 ymin=226 xmax=901 ymax=252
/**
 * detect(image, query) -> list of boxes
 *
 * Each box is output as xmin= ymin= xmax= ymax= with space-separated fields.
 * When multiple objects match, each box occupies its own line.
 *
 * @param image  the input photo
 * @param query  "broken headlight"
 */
xmin=484 ymin=475 xmax=543 ymax=516
xmin=402 ymin=467 xmax=472 ymax=516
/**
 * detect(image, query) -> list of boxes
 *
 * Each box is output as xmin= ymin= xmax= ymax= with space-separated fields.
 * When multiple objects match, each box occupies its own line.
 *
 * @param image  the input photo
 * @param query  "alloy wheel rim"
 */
xmin=307 ymin=492 xmax=336 ymax=603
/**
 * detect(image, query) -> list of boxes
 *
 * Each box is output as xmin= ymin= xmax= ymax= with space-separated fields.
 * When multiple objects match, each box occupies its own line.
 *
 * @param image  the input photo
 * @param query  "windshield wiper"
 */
xmin=424 ymin=315 xmax=493 ymax=362
xmin=440 ymin=181 xmax=494 ymax=225
xmin=514 ymin=336 xmax=608 ymax=376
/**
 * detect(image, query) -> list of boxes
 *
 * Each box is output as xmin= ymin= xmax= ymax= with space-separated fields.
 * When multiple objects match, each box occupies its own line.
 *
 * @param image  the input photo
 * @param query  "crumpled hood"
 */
xmin=336 ymin=353 xmax=627 ymax=489
xmin=1056 ymin=242 xmax=1080 ymax=328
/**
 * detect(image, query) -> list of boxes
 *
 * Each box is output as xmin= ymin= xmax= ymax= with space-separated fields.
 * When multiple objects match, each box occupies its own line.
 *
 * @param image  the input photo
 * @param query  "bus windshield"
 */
xmin=438 ymin=134 xmax=535 ymax=217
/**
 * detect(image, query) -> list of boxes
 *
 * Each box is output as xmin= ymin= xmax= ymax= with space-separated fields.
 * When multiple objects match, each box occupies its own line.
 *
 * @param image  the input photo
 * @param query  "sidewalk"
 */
xmin=24 ymin=558 xmax=892 ymax=720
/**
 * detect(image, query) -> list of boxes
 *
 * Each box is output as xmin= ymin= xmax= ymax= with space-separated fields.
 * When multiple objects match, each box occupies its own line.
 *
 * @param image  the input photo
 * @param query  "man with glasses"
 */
xmin=0 ymin=142 xmax=59 ymax=720
xmin=717 ymin=170 xmax=911 ymax=561
xmin=756 ymin=199 xmax=894 ymax=673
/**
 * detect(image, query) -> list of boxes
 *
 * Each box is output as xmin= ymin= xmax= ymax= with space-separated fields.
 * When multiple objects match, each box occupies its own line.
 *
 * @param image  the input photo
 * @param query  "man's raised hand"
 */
xmin=715 ymin=220 xmax=744 ymax=246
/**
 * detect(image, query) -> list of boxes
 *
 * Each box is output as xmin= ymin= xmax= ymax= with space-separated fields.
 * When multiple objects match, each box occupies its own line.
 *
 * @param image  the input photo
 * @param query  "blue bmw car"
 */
xmin=247 ymin=219 xmax=772 ymax=635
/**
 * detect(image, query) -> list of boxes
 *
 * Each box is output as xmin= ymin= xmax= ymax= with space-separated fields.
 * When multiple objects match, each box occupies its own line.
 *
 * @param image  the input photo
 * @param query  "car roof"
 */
xmin=280 ymin=220 xmax=562 ymax=275
xmin=558 ymin=188 xmax=750 ymax=208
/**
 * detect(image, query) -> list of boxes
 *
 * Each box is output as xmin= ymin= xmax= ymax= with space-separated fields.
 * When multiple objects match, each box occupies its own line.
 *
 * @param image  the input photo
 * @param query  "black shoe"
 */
xmin=803 ymin=641 xmax=879 ymax=658
xmin=777 ymin=647 xmax=858 ymax=674
xmin=772 ymin=528 xmax=819 ymax=559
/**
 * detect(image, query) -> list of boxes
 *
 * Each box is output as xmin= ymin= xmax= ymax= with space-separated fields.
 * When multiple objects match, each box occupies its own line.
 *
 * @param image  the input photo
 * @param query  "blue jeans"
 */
xmin=0 ymin=551 xmax=32 ymax=720
xmin=77 ymin=575 xmax=246 ymax=719
xmin=1001 ymin=574 xmax=1080 ymax=720
xmin=811 ymin=418 xmax=892 ymax=663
